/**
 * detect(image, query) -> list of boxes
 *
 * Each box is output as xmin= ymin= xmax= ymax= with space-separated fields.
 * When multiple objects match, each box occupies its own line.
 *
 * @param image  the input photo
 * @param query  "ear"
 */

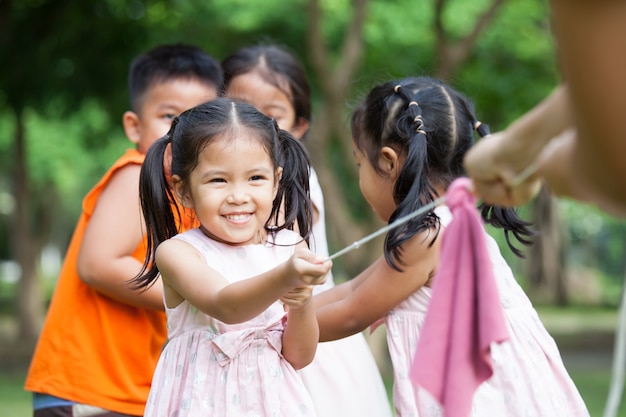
xmin=123 ymin=111 xmax=141 ymax=145
xmin=290 ymin=117 xmax=310 ymax=140
xmin=172 ymin=175 xmax=193 ymax=208
xmin=273 ymin=167 xmax=284 ymax=198
xmin=275 ymin=166 xmax=284 ymax=182
xmin=379 ymin=146 xmax=400 ymax=180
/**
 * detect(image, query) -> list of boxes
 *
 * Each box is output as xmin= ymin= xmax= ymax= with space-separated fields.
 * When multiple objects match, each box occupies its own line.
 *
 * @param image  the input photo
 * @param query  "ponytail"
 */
xmin=386 ymin=129 xmax=440 ymax=270
xmin=267 ymin=128 xmax=313 ymax=244
xmin=384 ymin=86 xmax=440 ymax=270
xmin=131 ymin=134 xmax=182 ymax=289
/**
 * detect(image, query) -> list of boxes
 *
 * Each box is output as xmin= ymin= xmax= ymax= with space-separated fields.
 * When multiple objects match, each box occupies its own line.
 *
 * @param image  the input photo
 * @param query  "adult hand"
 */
xmin=464 ymin=132 xmax=542 ymax=207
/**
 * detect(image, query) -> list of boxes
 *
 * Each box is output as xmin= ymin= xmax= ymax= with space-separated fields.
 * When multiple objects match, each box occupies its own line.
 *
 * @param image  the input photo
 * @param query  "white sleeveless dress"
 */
xmin=299 ymin=168 xmax=392 ymax=417
xmin=144 ymin=228 xmax=316 ymax=417
xmin=387 ymin=206 xmax=590 ymax=417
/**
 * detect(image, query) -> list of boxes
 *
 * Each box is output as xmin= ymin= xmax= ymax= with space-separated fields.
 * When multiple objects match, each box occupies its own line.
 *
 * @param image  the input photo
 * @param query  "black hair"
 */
xmin=128 ymin=43 xmax=224 ymax=113
xmin=352 ymin=76 xmax=534 ymax=270
xmin=221 ymin=44 xmax=311 ymax=129
xmin=132 ymin=97 xmax=313 ymax=289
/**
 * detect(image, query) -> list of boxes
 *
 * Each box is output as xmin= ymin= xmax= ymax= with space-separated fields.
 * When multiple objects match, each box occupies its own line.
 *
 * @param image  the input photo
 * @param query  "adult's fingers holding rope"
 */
xmin=464 ymin=131 xmax=543 ymax=207
xmin=468 ymin=170 xmax=542 ymax=208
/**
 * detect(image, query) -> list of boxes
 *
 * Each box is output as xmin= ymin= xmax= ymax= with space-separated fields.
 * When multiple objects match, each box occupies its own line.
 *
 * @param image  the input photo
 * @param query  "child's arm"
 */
xmin=156 ymin=239 xmax=330 ymax=324
xmin=315 ymin=230 xmax=440 ymax=342
xmin=280 ymin=285 xmax=318 ymax=369
xmin=77 ymin=164 xmax=165 ymax=310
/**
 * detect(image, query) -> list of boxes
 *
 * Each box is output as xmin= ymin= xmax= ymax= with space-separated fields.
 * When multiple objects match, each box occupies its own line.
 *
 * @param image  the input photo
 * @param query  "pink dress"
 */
xmin=144 ymin=228 xmax=316 ymax=417
xmin=386 ymin=206 xmax=590 ymax=417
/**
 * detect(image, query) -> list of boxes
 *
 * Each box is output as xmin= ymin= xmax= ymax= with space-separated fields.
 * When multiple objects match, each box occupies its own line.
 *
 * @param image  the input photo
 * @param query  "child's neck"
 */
xmin=198 ymin=226 xmax=269 ymax=246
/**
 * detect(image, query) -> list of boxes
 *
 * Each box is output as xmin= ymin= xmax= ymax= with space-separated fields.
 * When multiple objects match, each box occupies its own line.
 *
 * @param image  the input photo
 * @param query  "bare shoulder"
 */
xmin=398 ymin=225 xmax=442 ymax=285
xmin=82 ymin=163 xmax=144 ymax=260
xmin=156 ymin=237 xmax=204 ymax=265
xmin=98 ymin=163 xmax=142 ymax=203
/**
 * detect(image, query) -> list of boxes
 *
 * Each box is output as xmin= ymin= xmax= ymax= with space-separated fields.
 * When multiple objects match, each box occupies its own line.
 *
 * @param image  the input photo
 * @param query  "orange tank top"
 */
xmin=24 ymin=149 xmax=196 ymax=416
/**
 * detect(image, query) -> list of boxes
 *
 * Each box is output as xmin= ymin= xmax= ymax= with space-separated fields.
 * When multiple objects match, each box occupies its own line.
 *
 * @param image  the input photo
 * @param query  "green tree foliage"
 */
xmin=1 ymin=0 xmax=624 ymax=324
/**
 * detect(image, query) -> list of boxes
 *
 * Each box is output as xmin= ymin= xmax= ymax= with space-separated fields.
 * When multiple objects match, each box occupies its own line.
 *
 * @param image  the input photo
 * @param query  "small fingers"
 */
xmin=300 ymin=270 xmax=329 ymax=286
xmin=281 ymin=285 xmax=314 ymax=308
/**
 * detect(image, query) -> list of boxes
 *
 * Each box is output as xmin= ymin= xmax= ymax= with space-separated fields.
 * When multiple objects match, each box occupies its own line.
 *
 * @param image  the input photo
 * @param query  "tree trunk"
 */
xmin=12 ymin=110 xmax=46 ymax=345
xmin=527 ymin=186 xmax=568 ymax=305
xmin=307 ymin=0 xmax=379 ymax=277
xmin=434 ymin=0 xmax=506 ymax=81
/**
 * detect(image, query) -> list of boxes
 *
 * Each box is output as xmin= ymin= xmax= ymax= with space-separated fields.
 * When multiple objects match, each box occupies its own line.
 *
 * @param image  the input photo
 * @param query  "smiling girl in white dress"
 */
xmin=132 ymin=98 xmax=332 ymax=416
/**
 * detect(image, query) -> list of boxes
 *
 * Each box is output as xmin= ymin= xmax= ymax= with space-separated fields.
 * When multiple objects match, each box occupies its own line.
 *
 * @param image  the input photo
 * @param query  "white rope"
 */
xmin=325 ymin=196 xmax=446 ymax=261
xmin=509 ymin=162 xmax=539 ymax=187
xmin=603 ymin=270 xmax=626 ymax=417
xmin=325 ymin=166 xmax=536 ymax=262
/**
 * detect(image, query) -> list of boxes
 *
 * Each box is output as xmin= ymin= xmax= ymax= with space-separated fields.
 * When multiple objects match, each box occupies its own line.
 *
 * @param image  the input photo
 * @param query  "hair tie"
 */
xmin=473 ymin=121 xmax=482 ymax=130
xmin=394 ymin=84 xmax=401 ymax=93
xmin=416 ymin=129 xmax=427 ymax=135
xmin=408 ymin=101 xmax=419 ymax=107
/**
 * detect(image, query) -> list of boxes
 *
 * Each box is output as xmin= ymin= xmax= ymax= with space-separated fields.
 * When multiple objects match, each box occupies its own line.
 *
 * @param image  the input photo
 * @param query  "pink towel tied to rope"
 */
xmin=409 ymin=177 xmax=510 ymax=417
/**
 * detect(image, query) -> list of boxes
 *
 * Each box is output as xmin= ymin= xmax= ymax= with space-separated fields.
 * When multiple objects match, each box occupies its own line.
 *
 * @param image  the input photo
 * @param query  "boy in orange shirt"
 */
xmin=24 ymin=44 xmax=223 ymax=417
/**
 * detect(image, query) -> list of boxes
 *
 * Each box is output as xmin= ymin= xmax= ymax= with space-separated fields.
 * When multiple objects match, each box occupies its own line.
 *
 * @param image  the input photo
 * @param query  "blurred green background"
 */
xmin=1 ymin=0 xmax=625 ymax=415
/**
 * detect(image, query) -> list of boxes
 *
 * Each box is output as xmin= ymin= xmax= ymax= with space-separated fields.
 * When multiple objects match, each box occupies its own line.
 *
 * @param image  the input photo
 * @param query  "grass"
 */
xmin=0 ymin=371 xmax=30 ymax=417
xmin=571 ymin=370 xmax=626 ymax=416
xmin=2 ymin=368 xmax=626 ymax=416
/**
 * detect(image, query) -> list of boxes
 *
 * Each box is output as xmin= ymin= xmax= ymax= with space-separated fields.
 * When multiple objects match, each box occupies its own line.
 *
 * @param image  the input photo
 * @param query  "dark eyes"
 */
xmin=208 ymin=176 xmax=267 ymax=183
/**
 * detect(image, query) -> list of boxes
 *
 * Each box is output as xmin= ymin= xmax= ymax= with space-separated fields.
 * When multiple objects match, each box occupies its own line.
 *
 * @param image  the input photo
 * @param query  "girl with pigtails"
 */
xmin=132 ymin=97 xmax=331 ymax=417
xmin=221 ymin=43 xmax=392 ymax=417
xmin=314 ymin=77 xmax=589 ymax=416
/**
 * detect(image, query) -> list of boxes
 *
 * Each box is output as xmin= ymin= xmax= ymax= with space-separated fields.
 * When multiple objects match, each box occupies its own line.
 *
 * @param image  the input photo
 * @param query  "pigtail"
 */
xmin=386 ymin=126 xmax=439 ymax=270
xmin=472 ymin=120 xmax=536 ymax=257
xmin=267 ymin=127 xmax=313 ymax=244
xmin=385 ymin=86 xmax=440 ymax=270
xmin=131 ymin=132 xmax=182 ymax=289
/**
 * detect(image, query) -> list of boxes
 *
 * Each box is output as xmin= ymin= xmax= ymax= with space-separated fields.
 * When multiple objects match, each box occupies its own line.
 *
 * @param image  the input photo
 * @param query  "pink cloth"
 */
xmin=409 ymin=177 xmax=510 ymax=417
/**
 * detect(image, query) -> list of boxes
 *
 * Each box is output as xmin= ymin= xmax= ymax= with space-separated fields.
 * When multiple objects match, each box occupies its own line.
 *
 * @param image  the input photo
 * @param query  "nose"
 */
xmin=226 ymin=183 xmax=251 ymax=204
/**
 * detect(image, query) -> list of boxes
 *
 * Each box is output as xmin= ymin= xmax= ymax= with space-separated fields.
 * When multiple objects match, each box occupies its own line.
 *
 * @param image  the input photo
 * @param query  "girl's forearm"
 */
xmin=312 ymin=279 xmax=353 ymax=308
xmin=282 ymin=306 xmax=319 ymax=370
xmin=315 ymin=258 xmax=390 ymax=342
xmin=211 ymin=263 xmax=294 ymax=324
xmin=316 ymin=300 xmax=373 ymax=342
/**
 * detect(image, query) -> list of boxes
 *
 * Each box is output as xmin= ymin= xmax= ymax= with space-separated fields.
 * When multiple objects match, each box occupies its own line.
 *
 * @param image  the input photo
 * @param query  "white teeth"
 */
xmin=225 ymin=214 xmax=250 ymax=221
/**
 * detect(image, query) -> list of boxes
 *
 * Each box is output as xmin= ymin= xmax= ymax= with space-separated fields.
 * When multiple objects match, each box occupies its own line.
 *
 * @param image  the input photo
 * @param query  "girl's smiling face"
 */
xmin=175 ymin=132 xmax=281 ymax=246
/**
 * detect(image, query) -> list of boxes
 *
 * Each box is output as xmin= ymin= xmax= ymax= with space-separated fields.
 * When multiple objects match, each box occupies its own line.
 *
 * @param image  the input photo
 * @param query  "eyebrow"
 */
xmin=156 ymin=103 xmax=182 ymax=113
xmin=264 ymin=102 xmax=288 ymax=111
